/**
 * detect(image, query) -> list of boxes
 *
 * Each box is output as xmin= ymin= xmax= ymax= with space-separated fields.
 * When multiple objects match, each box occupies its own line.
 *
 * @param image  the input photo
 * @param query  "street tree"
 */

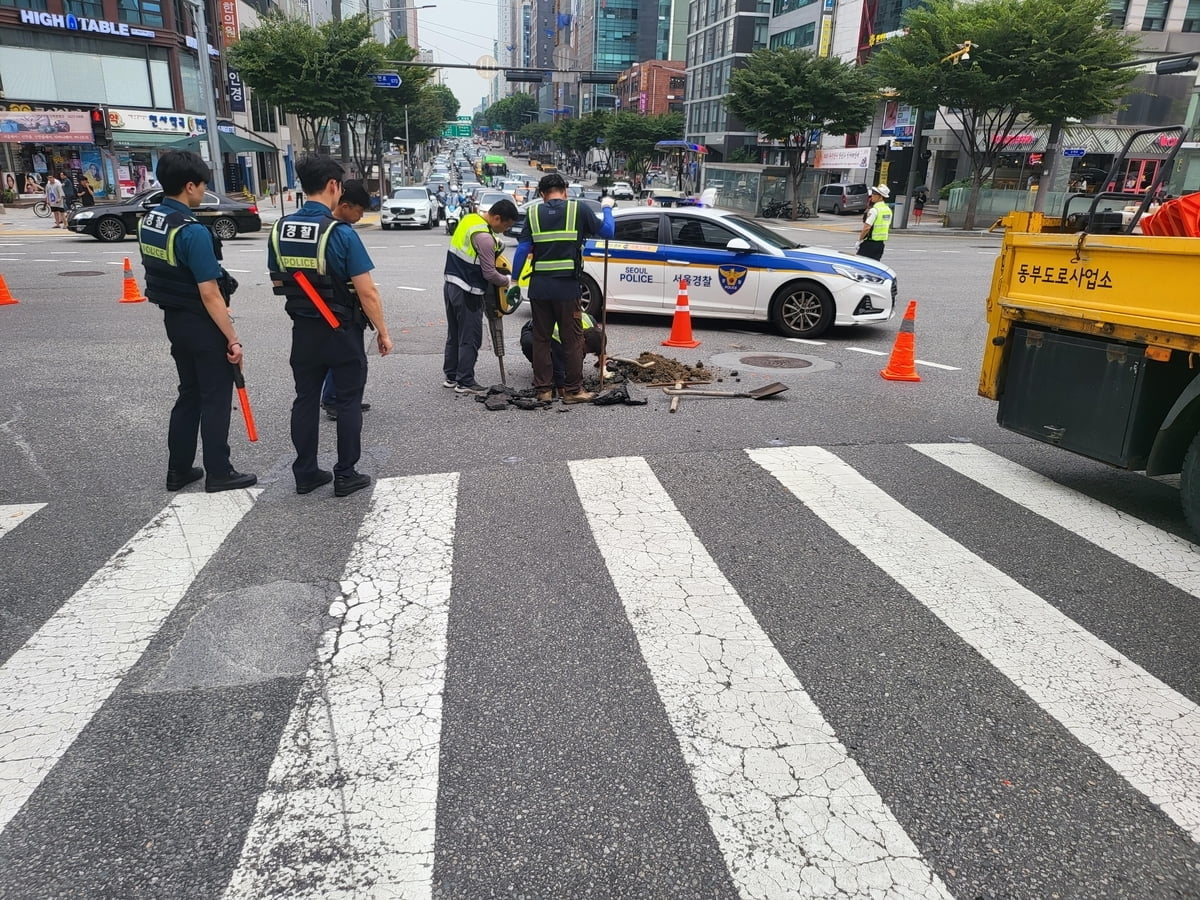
xmin=482 ymin=94 xmax=538 ymax=135
xmin=518 ymin=122 xmax=554 ymax=149
xmin=604 ymin=112 xmax=684 ymax=187
xmin=726 ymin=48 xmax=877 ymax=219
xmin=345 ymin=36 xmax=432 ymax=188
xmin=870 ymin=0 xmax=1137 ymax=229
xmin=229 ymin=14 xmax=383 ymax=155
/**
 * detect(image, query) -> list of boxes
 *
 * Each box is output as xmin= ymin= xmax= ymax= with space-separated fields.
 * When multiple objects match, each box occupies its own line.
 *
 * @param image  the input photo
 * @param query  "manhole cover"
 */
xmin=59 ymin=271 xmax=105 ymax=277
xmin=739 ymin=354 xmax=813 ymax=369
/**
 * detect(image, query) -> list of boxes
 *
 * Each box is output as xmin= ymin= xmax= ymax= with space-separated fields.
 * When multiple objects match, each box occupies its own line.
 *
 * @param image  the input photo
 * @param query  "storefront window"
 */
xmin=0 ymin=29 xmax=168 ymax=107
xmin=0 ymin=0 xmax=47 ymax=8
xmin=119 ymin=0 xmax=165 ymax=27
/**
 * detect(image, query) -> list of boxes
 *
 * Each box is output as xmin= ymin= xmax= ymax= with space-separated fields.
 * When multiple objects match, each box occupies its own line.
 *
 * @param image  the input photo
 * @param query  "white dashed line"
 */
xmin=847 ymin=346 xmax=887 ymax=356
xmin=396 ymin=286 xmax=427 ymax=292
xmin=785 ymin=337 xmax=826 ymax=346
xmin=571 ymin=456 xmax=952 ymax=900
xmin=0 ymin=504 xmax=45 ymax=541
xmin=226 ymin=474 xmax=459 ymax=900
xmin=0 ymin=491 xmax=258 ymax=835
xmin=224 ymin=269 xmax=251 ymax=274
xmin=915 ymin=359 xmax=960 ymax=370
xmin=753 ymin=445 xmax=1200 ymax=846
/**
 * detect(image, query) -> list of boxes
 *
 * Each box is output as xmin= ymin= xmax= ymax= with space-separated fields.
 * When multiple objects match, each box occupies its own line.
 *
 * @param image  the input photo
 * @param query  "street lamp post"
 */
xmin=185 ymin=0 xmax=225 ymax=193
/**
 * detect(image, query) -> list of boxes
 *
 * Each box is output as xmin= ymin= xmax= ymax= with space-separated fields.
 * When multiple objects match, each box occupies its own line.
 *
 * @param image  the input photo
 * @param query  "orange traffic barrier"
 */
xmin=119 ymin=257 xmax=146 ymax=303
xmin=662 ymin=279 xmax=701 ymax=349
xmin=880 ymin=300 xmax=921 ymax=382
xmin=0 ymin=274 xmax=17 ymax=306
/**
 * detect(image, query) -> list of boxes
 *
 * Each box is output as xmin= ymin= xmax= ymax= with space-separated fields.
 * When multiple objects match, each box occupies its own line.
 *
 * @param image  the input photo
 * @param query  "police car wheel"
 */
xmin=211 ymin=217 xmax=238 ymax=241
xmin=95 ymin=216 xmax=126 ymax=242
xmin=771 ymin=280 xmax=834 ymax=339
xmin=579 ymin=273 xmax=605 ymax=317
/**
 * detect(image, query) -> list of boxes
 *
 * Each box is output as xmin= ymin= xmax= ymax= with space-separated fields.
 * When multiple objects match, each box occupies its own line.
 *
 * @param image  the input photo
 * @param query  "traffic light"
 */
xmin=90 ymin=108 xmax=112 ymax=147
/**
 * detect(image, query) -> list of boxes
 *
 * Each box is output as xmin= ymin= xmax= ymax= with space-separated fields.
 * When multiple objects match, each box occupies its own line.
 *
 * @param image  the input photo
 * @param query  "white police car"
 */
xmin=578 ymin=207 xmax=896 ymax=338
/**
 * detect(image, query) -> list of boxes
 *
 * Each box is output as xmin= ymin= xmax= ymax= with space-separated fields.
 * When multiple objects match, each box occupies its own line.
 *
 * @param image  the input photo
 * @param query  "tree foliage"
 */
xmin=229 ymin=14 xmax=384 ymax=152
xmin=482 ymin=94 xmax=538 ymax=134
xmin=869 ymin=0 xmax=1137 ymax=228
xmin=345 ymin=37 xmax=432 ymax=182
xmin=518 ymin=121 xmax=554 ymax=147
xmin=726 ymin=48 xmax=876 ymax=218
xmin=604 ymin=112 xmax=684 ymax=184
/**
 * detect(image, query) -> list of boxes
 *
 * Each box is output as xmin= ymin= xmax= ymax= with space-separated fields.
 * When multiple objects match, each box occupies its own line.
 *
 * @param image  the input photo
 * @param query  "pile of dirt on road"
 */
xmin=603 ymin=352 xmax=715 ymax=385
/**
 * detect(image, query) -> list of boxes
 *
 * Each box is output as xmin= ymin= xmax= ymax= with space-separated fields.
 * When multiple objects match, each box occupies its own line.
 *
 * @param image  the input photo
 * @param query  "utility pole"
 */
xmin=188 ymin=0 xmax=225 ymax=194
xmin=405 ymin=106 xmax=411 ymax=184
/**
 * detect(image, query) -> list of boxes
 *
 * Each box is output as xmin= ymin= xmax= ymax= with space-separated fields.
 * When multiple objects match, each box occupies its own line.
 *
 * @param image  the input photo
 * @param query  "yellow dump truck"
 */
xmin=979 ymin=208 xmax=1200 ymax=528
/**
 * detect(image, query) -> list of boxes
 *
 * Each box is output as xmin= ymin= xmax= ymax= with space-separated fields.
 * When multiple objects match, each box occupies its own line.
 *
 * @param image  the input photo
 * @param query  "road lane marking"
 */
xmin=912 ymin=443 xmax=1200 ymax=594
xmin=914 ymin=360 xmax=960 ymax=370
xmin=0 ymin=504 xmax=45 ymax=541
xmin=0 ymin=490 xmax=258 ymax=834
xmin=570 ymin=457 xmax=951 ymax=900
xmin=225 ymin=473 xmax=458 ymax=899
xmin=396 ymin=285 xmax=427 ymax=291
xmin=785 ymin=337 xmax=826 ymax=345
xmin=847 ymin=347 xmax=887 ymax=356
xmin=751 ymin=445 xmax=1200 ymax=845
xmin=223 ymin=268 xmax=251 ymax=274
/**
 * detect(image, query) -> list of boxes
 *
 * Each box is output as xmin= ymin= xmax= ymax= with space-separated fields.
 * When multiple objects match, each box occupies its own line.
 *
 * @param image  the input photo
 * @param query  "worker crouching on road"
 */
xmin=268 ymin=155 xmax=393 ymax=498
xmin=442 ymin=198 xmax=519 ymax=394
xmin=509 ymin=173 xmax=615 ymax=404
xmin=519 ymin=313 xmax=603 ymax=393
xmin=138 ymin=149 xmax=256 ymax=494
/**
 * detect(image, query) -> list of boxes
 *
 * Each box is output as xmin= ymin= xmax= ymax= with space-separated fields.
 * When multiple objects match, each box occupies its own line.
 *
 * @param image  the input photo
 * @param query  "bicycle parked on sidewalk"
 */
xmin=33 ymin=198 xmax=81 ymax=218
xmin=760 ymin=199 xmax=813 ymax=220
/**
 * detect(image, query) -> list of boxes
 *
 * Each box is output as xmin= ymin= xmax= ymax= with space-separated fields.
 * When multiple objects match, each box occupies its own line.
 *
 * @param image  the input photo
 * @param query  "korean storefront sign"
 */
xmin=219 ymin=0 xmax=239 ymax=43
xmin=0 ymin=109 xmax=93 ymax=143
xmin=812 ymin=147 xmax=871 ymax=170
xmin=18 ymin=8 xmax=154 ymax=39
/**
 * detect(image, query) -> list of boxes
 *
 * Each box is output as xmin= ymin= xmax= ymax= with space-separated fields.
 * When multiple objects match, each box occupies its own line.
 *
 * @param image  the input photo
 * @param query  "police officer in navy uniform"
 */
xmin=268 ymin=155 xmax=393 ymax=498
xmin=138 ymin=150 xmax=256 ymax=493
xmin=509 ymin=172 xmax=615 ymax=404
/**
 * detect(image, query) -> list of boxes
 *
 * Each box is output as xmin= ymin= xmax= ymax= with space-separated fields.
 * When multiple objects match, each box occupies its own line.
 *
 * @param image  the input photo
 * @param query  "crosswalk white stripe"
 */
xmin=0 ymin=490 xmax=257 ymax=834
xmin=224 ymin=473 xmax=458 ymax=900
xmin=911 ymin=443 xmax=1200 ymax=594
xmin=0 ymin=504 xmax=44 ymax=540
xmin=749 ymin=445 xmax=1200 ymax=844
xmin=570 ymin=457 xmax=951 ymax=900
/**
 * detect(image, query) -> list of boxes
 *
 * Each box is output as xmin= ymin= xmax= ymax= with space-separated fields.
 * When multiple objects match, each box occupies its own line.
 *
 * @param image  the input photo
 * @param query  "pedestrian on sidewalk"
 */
xmin=45 ymin=175 xmax=66 ymax=228
xmin=913 ymin=188 xmax=927 ymax=225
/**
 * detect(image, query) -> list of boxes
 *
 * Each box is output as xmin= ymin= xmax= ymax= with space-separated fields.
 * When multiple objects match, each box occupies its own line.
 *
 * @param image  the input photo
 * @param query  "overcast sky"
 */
xmin=415 ymin=0 xmax=499 ymax=115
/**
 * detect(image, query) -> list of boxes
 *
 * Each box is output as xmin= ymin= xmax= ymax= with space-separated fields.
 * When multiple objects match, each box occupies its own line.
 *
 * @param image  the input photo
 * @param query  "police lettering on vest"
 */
xmin=138 ymin=207 xmax=219 ymax=312
xmin=528 ymin=200 xmax=581 ymax=277
xmin=444 ymin=211 xmax=499 ymax=294
xmin=269 ymin=213 xmax=362 ymax=324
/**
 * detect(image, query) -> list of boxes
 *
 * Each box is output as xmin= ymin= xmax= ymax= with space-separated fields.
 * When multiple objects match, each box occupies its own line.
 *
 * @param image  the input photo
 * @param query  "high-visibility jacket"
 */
xmin=444 ymin=212 xmax=498 ymax=294
xmin=867 ymin=201 xmax=892 ymax=241
xmin=138 ymin=206 xmax=214 ymax=312
xmin=528 ymin=199 xmax=581 ymax=277
xmin=553 ymin=311 xmax=595 ymax=343
xmin=269 ymin=213 xmax=360 ymax=322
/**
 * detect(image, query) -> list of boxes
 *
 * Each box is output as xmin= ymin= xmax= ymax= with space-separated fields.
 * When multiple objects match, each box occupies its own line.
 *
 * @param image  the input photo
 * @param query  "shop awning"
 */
xmin=163 ymin=132 xmax=278 ymax=154
xmin=112 ymin=131 xmax=197 ymax=149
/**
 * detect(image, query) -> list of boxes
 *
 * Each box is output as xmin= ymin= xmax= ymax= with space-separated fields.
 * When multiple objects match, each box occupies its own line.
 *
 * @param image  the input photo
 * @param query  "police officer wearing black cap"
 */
xmin=268 ymin=155 xmax=393 ymax=498
xmin=138 ymin=149 xmax=256 ymax=493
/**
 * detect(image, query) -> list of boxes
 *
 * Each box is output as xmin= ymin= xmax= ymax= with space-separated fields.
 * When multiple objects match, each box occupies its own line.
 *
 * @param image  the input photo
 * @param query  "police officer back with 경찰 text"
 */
xmin=268 ymin=155 xmax=393 ymax=498
xmin=138 ymin=149 xmax=256 ymax=493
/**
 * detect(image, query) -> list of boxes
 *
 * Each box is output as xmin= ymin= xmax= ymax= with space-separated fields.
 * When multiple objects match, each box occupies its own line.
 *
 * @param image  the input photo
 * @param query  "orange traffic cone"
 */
xmin=880 ymin=300 xmax=921 ymax=382
xmin=119 ymin=257 xmax=147 ymax=303
xmin=662 ymin=280 xmax=701 ymax=348
xmin=0 ymin=274 xmax=18 ymax=306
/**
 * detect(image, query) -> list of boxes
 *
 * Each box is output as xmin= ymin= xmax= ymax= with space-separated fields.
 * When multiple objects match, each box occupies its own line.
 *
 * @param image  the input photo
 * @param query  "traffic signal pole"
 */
xmin=187 ymin=0 xmax=225 ymax=194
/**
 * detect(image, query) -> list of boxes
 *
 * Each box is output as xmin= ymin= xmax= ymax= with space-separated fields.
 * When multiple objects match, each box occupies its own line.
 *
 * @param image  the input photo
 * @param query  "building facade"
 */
xmin=614 ymin=60 xmax=685 ymax=116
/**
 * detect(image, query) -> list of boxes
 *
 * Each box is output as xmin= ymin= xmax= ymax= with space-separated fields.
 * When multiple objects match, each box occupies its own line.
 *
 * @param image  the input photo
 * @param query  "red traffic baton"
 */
xmin=292 ymin=270 xmax=342 ymax=330
xmin=231 ymin=366 xmax=259 ymax=443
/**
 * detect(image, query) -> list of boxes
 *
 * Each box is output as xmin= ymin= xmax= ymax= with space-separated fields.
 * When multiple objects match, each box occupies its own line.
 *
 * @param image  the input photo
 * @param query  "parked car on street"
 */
xmin=816 ymin=182 xmax=870 ymax=215
xmin=610 ymin=181 xmax=636 ymax=200
xmin=67 ymin=189 xmax=261 ymax=243
xmin=573 ymin=206 xmax=896 ymax=338
xmin=382 ymin=186 xmax=440 ymax=229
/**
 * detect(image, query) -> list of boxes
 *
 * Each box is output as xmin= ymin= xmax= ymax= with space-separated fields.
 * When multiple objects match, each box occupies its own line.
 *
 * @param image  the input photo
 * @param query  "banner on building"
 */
xmin=0 ymin=110 xmax=92 ymax=143
xmin=812 ymin=147 xmax=871 ymax=170
xmin=219 ymin=0 xmax=239 ymax=43
xmin=227 ymin=69 xmax=246 ymax=113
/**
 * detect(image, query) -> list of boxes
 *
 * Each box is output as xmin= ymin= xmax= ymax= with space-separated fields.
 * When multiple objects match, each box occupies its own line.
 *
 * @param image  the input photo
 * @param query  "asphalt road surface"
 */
xmin=1 ymin=200 xmax=1199 ymax=899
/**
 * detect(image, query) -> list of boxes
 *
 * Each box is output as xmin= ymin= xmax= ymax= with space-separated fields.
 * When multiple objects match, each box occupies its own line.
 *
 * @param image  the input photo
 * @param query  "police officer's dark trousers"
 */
xmin=857 ymin=239 xmax=885 ymax=261
xmin=290 ymin=316 xmax=366 ymax=479
xmin=442 ymin=282 xmax=483 ymax=386
xmin=163 ymin=308 xmax=234 ymax=477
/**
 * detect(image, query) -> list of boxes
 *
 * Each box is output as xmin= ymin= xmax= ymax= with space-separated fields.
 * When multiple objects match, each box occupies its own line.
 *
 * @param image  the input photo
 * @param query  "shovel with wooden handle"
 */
xmin=662 ymin=382 xmax=789 ymax=400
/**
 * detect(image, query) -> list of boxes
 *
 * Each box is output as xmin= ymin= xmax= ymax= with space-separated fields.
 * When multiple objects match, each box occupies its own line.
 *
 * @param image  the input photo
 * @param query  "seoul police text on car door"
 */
xmin=665 ymin=215 xmax=760 ymax=317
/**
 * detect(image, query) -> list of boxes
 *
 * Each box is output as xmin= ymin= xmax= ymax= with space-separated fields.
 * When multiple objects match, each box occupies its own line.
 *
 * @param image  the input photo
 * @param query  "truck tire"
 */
xmin=1181 ymin=431 xmax=1200 ymax=534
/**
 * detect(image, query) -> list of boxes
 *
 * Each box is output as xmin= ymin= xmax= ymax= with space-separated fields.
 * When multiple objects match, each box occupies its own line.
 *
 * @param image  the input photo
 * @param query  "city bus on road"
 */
xmin=480 ymin=155 xmax=508 ymax=185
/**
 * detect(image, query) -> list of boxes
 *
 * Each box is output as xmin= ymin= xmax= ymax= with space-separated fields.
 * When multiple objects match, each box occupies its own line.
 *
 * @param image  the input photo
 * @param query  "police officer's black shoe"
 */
xmin=333 ymin=471 xmax=371 ymax=497
xmin=296 ymin=470 xmax=333 ymax=495
xmin=205 ymin=470 xmax=258 ymax=493
xmin=165 ymin=466 xmax=203 ymax=491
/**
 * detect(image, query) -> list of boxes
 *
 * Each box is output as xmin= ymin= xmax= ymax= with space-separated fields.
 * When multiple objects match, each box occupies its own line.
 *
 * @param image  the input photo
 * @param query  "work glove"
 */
xmin=506 ymin=285 xmax=522 ymax=306
xmin=600 ymin=196 xmax=615 ymax=209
